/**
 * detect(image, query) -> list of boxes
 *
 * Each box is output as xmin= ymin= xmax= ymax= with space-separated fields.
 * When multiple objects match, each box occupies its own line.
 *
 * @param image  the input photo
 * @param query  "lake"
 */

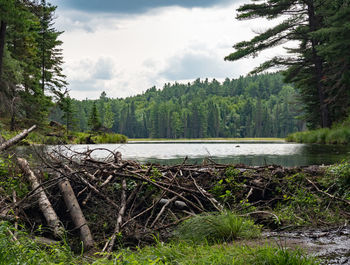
xmin=50 ymin=140 xmax=350 ymax=167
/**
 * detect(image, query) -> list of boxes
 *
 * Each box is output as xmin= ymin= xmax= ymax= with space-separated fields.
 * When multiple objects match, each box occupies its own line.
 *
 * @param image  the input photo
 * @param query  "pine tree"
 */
xmin=88 ymin=102 xmax=101 ymax=131
xmin=225 ymin=0 xmax=332 ymax=128
xmin=103 ymin=102 xmax=115 ymax=130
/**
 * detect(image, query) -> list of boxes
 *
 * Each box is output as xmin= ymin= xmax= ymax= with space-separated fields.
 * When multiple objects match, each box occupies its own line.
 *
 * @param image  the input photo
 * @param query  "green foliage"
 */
xmin=0 ymin=222 xmax=77 ymax=264
xmin=49 ymin=73 xmax=303 ymax=139
xmin=225 ymin=0 xmax=350 ymax=129
xmin=286 ymin=126 xmax=350 ymax=144
xmin=0 ymin=156 xmax=29 ymax=198
xmin=91 ymin=133 xmax=127 ymax=144
xmin=325 ymin=161 xmax=350 ymax=200
xmin=237 ymin=246 xmax=320 ymax=265
xmin=94 ymin=242 xmax=319 ymax=265
xmin=174 ymin=211 xmax=260 ymax=244
xmin=0 ymin=221 xmax=319 ymax=265
xmin=0 ymin=0 xmax=66 ymax=128
xmin=211 ymin=167 xmax=244 ymax=203
xmin=88 ymin=102 xmax=102 ymax=131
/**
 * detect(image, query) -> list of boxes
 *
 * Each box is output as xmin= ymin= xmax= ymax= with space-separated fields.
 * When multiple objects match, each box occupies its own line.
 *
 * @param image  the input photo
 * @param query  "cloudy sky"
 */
xmin=49 ymin=0 xmax=283 ymax=99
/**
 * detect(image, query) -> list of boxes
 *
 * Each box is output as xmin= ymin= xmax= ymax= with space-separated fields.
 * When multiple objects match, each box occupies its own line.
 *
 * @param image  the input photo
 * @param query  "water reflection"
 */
xmin=45 ymin=141 xmax=350 ymax=167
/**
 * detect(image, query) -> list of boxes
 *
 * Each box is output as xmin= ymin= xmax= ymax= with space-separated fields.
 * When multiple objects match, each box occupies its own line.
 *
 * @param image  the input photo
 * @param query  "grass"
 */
xmin=0 ymin=214 xmax=321 ymax=265
xmin=73 ymin=132 xmax=128 ymax=144
xmin=174 ymin=211 xmax=261 ymax=244
xmin=0 ymin=222 xmax=78 ymax=265
xmin=95 ymin=242 xmax=320 ymax=265
xmin=286 ymin=118 xmax=350 ymax=144
xmin=0 ymin=220 xmax=319 ymax=265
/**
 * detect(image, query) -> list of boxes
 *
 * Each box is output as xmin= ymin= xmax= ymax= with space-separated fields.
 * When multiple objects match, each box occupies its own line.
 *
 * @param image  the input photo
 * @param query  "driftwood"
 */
xmin=17 ymin=157 xmax=64 ymax=238
xmin=0 ymin=125 xmax=36 ymax=152
xmin=58 ymin=175 xmax=94 ymax=250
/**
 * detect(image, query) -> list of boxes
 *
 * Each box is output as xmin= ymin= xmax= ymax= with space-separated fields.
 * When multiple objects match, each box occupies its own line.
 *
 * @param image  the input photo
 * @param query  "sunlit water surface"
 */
xmin=49 ymin=141 xmax=350 ymax=166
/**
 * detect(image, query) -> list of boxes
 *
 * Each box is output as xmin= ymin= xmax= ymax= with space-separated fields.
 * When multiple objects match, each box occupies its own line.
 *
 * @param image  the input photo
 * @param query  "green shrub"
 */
xmin=174 ymin=211 xmax=260 ymax=244
xmin=92 ymin=133 xmax=128 ymax=144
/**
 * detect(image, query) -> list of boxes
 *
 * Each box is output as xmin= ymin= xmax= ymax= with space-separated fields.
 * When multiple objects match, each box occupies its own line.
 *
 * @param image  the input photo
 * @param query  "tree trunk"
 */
xmin=0 ymin=125 xmax=36 ymax=152
xmin=0 ymin=20 xmax=7 ymax=80
xmin=307 ymin=0 xmax=331 ymax=128
xmin=58 ymin=177 xmax=94 ymax=250
xmin=17 ymin=158 xmax=64 ymax=238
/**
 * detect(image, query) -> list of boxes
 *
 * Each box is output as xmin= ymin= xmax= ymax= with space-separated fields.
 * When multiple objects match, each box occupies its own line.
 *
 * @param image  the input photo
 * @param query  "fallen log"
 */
xmin=17 ymin=157 xmax=64 ymax=238
xmin=0 ymin=125 xmax=36 ymax=152
xmin=58 ymin=174 xmax=94 ymax=250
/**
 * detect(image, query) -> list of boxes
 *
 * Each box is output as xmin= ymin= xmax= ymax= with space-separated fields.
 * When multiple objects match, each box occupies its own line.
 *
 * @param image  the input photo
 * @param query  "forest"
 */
xmin=1 ymin=0 xmax=349 ymax=141
xmin=0 ymin=0 xmax=66 ymax=131
xmin=49 ymin=73 xmax=303 ymax=139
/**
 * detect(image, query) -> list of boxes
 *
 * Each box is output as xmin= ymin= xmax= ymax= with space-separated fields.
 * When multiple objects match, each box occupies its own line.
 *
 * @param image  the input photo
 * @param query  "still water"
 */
xmin=52 ymin=140 xmax=350 ymax=167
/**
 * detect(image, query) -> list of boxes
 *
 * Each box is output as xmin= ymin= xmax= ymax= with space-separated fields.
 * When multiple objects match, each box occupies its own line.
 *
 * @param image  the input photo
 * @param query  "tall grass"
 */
xmin=174 ymin=211 xmax=261 ymax=244
xmin=74 ymin=132 xmax=128 ymax=144
xmin=95 ymin=242 xmax=320 ymax=265
xmin=286 ymin=127 xmax=350 ymax=144
xmin=0 ymin=221 xmax=320 ymax=265
xmin=0 ymin=222 xmax=78 ymax=264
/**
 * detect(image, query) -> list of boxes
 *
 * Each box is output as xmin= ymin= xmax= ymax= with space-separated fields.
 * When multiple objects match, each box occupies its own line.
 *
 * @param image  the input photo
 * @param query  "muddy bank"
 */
xmin=264 ymin=226 xmax=350 ymax=264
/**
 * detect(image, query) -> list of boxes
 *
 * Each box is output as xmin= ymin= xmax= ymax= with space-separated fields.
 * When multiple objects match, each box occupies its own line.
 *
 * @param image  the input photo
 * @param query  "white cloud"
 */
xmin=54 ymin=1 xmax=289 ymax=99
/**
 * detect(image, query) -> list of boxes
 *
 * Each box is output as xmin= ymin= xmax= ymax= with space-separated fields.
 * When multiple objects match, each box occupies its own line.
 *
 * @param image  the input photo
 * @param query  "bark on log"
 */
xmin=17 ymin=158 xmax=64 ymax=238
xmin=58 ymin=176 xmax=94 ymax=250
xmin=0 ymin=125 xmax=36 ymax=152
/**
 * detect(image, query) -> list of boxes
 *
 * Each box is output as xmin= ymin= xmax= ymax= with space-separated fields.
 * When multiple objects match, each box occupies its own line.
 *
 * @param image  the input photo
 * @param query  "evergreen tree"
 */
xmin=88 ymin=102 xmax=101 ymax=131
xmin=224 ymin=0 xmax=332 ymax=128
xmin=103 ymin=102 xmax=115 ymax=130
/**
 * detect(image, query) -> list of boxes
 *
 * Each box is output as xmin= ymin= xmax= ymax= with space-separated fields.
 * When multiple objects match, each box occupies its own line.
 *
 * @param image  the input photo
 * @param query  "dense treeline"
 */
xmin=225 ymin=0 xmax=350 ymax=129
xmin=0 ymin=0 xmax=66 ymax=129
xmin=50 ymin=73 xmax=304 ymax=138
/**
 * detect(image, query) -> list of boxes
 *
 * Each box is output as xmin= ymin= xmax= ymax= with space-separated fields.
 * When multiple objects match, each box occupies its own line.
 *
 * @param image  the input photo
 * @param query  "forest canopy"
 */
xmin=50 ymin=73 xmax=304 ymax=139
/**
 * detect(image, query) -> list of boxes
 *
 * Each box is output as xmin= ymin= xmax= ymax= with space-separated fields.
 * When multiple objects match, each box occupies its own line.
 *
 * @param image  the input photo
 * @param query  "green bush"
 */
xmin=174 ymin=211 xmax=260 ymax=244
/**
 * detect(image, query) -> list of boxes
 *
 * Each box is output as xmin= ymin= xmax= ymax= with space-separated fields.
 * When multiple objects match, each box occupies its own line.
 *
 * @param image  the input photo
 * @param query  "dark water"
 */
xmin=44 ymin=141 xmax=350 ymax=166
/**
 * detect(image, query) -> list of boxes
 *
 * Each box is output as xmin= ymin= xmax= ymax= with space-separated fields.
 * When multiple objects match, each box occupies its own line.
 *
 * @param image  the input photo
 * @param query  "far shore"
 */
xmin=128 ymin=137 xmax=286 ymax=143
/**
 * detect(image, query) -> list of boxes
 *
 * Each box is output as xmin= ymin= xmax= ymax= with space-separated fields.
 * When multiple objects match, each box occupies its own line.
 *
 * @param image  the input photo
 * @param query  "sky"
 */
xmin=49 ymin=0 xmax=284 ymax=99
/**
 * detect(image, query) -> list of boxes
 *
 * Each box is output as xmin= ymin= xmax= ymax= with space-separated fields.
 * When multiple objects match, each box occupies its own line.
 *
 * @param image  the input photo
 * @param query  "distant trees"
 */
xmin=225 ymin=0 xmax=350 ymax=129
xmin=50 ymin=73 xmax=303 ymax=138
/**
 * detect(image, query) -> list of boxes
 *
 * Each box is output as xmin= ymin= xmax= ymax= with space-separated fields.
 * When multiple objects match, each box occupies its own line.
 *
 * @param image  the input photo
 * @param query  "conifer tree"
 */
xmin=88 ymin=102 xmax=101 ymax=131
xmin=225 ymin=0 xmax=332 ymax=128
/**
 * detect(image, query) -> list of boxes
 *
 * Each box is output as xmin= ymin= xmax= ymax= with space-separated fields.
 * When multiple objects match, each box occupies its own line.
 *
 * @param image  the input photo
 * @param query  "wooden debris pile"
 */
xmin=16 ymin=148 xmax=228 ymax=251
xmin=1 ymin=127 xmax=349 ymax=253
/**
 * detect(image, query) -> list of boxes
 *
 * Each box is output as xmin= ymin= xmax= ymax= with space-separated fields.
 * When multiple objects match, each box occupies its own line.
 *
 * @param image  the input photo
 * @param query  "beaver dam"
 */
xmin=0 ymin=142 xmax=349 ymax=264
